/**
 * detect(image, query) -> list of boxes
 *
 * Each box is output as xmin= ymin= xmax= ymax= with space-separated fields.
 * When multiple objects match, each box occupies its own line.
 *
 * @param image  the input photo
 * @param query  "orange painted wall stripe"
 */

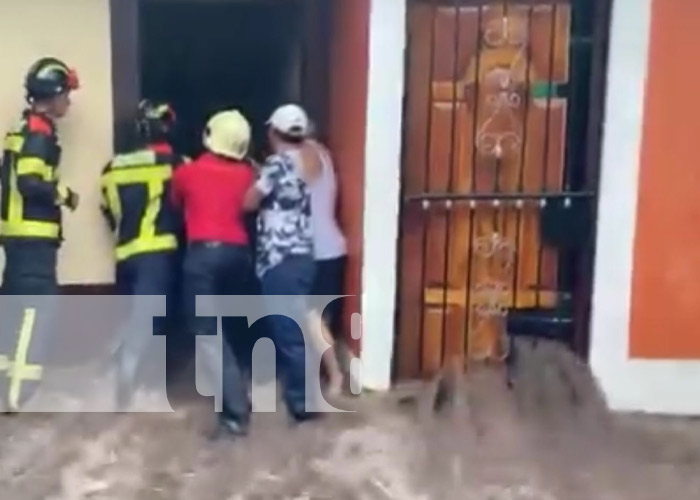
xmin=328 ymin=0 xmax=370 ymax=353
xmin=630 ymin=0 xmax=700 ymax=358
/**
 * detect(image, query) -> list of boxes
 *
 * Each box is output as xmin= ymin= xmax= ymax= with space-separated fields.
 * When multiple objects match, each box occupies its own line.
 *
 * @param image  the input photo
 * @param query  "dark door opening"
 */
xmin=139 ymin=0 xmax=306 ymax=159
xmin=107 ymin=0 xmax=334 ymax=394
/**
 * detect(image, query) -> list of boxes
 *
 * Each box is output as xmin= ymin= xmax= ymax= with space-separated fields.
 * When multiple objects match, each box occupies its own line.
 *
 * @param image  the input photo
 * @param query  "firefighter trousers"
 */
xmin=114 ymin=251 xmax=176 ymax=409
xmin=0 ymin=240 xmax=58 ymax=412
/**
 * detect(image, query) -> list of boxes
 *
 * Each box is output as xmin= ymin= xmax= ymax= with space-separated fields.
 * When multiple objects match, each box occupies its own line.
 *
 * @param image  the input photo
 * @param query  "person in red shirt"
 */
xmin=171 ymin=109 xmax=255 ymax=440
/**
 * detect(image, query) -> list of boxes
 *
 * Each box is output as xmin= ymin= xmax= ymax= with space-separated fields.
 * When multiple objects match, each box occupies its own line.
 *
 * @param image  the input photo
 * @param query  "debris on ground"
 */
xmin=1 ymin=340 xmax=699 ymax=500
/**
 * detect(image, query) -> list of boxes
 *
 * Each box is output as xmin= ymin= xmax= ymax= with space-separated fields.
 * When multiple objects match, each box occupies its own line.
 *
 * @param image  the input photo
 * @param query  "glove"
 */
xmin=57 ymin=183 xmax=79 ymax=211
xmin=64 ymin=188 xmax=79 ymax=211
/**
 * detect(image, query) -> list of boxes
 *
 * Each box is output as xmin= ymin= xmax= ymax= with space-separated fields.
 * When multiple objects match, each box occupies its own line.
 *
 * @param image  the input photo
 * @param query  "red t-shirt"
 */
xmin=171 ymin=153 xmax=255 ymax=245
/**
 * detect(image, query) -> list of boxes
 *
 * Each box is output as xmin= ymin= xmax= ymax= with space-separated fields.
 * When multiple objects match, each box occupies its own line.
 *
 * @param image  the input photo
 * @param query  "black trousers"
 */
xmin=0 ymin=240 xmax=58 ymax=411
xmin=183 ymin=242 xmax=253 ymax=425
xmin=310 ymin=256 xmax=347 ymax=338
xmin=115 ymin=251 xmax=176 ymax=334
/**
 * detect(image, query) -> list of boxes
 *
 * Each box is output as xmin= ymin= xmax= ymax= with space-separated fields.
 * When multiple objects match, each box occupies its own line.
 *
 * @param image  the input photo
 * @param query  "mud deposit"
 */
xmin=1 ymin=341 xmax=699 ymax=499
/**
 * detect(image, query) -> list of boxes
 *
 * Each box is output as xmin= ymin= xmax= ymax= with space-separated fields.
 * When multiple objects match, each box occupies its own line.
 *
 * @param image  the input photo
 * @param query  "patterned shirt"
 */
xmin=255 ymin=152 xmax=313 ymax=277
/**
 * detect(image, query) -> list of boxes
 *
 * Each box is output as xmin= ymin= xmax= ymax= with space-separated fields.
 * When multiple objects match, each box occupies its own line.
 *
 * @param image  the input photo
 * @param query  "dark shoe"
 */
xmin=289 ymin=410 xmax=323 ymax=426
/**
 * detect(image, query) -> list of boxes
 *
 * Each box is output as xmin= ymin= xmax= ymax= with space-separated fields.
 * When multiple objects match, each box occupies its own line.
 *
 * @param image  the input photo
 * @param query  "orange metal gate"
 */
xmin=395 ymin=0 xmax=609 ymax=380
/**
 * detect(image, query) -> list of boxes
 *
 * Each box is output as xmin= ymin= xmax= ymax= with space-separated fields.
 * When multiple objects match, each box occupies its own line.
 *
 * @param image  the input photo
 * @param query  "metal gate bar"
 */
xmin=439 ymin=0 xmax=465 ymax=364
xmin=511 ymin=4 xmax=534 ymax=323
xmin=462 ymin=4 xmax=484 ymax=362
xmin=533 ymin=3 xmax=559 ymax=308
xmin=405 ymin=191 xmax=594 ymax=202
xmin=572 ymin=0 xmax=612 ymax=357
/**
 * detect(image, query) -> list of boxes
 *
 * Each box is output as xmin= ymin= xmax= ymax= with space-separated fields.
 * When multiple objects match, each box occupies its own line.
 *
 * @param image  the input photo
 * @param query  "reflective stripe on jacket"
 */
xmin=100 ymin=146 xmax=187 ymax=262
xmin=0 ymin=111 xmax=64 ymax=242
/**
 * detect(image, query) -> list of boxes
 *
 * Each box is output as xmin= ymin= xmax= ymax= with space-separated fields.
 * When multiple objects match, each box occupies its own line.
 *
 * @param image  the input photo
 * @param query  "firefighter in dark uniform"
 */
xmin=0 ymin=57 xmax=80 ymax=412
xmin=100 ymin=99 xmax=188 ymax=409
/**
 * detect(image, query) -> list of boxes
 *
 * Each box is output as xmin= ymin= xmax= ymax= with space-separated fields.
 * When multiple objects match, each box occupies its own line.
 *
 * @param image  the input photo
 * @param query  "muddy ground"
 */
xmin=1 ymin=341 xmax=699 ymax=500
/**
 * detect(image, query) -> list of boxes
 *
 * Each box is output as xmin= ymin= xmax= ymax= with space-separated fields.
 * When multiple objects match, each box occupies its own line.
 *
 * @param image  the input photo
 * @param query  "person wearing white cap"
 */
xmin=244 ymin=103 xmax=319 ymax=423
xmin=262 ymin=104 xmax=350 ymax=397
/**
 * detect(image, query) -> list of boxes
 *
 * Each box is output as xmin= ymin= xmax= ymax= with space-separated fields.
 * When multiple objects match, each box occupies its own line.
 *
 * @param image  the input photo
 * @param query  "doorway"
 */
xmin=108 ymin=0 xmax=334 ymax=391
xmin=140 ymin=0 xmax=304 ymax=157
xmin=394 ymin=0 xmax=612 ymax=380
xmin=110 ymin=0 xmax=330 ymax=158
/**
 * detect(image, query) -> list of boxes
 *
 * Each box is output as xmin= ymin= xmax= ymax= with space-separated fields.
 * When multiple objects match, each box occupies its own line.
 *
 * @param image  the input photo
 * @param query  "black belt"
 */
xmin=189 ymin=241 xmax=226 ymax=249
xmin=188 ymin=241 xmax=251 ymax=250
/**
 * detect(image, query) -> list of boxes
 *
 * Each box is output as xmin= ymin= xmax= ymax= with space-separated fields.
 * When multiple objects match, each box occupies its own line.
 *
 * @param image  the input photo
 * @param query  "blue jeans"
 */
xmin=183 ymin=242 xmax=253 ymax=424
xmin=260 ymin=255 xmax=316 ymax=418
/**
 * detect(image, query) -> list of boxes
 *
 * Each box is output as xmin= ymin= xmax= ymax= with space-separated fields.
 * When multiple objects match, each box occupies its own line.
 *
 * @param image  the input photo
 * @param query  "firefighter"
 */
xmin=100 ymin=99 xmax=188 ymax=410
xmin=0 ymin=57 xmax=80 ymax=412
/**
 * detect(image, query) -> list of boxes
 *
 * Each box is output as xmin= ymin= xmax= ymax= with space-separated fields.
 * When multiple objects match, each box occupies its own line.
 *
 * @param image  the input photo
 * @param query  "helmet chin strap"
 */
xmin=29 ymin=98 xmax=54 ymax=117
xmin=137 ymin=120 xmax=152 ymax=143
xmin=137 ymin=119 xmax=173 ymax=145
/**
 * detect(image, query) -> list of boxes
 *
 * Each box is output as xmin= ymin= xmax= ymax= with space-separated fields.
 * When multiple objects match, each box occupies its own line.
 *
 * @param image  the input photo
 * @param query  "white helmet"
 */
xmin=203 ymin=110 xmax=251 ymax=160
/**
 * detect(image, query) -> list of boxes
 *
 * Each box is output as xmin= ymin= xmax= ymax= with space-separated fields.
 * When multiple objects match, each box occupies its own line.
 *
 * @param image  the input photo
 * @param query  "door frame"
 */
xmin=109 ymin=0 xmax=141 ymax=153
xmin=569 ymin=0 xmax=613 ymax=358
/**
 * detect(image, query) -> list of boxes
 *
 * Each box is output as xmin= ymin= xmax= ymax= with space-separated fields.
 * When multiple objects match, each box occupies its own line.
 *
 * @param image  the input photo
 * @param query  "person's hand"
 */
xmin=248 ymin=157 xmax=262 ymax=172
xmin=64 ymin=187 xmax=80 ymax=211
xmin=57 ymin=184 xmax=79 ymax=211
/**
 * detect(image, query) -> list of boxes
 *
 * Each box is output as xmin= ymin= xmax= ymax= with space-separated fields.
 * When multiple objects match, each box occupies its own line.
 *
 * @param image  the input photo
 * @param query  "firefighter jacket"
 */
xmin=100 ymin=145 xmax=188 ymax=262
xmin=0 ymin=111 xmax=69 ymax=244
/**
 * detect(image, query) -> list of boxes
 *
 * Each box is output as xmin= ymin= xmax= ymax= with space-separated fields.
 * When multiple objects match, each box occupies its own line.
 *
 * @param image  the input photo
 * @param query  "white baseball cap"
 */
xmin=267 ymin=104 xmax=309 ymax=138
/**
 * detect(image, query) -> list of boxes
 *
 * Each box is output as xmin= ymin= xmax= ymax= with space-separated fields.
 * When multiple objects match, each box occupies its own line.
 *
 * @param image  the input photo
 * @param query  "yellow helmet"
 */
xmin=203 ymin=110 xmax=251 ymax=160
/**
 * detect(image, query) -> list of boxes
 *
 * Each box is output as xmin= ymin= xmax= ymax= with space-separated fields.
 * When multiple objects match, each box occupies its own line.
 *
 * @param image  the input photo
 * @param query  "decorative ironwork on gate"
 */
xmin=395 ymin=0 xmax=609 ymax=379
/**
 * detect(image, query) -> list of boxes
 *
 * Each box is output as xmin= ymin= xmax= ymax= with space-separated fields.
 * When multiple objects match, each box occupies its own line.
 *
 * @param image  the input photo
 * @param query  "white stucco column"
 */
xmin=589 ymin=0 xmax=653 ymax=410
xmin=360 ymin=0 xmax=406 ymax=390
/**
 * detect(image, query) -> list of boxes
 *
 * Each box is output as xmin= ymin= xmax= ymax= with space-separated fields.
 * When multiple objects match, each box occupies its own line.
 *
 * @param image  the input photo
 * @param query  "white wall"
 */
xmin=360 ymin=0 xmax=406 ymax=390
xmin=589 ymin=0 xmax=700 ymax=415
xmin=0 ymin=0 xmax=115 ymax=285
